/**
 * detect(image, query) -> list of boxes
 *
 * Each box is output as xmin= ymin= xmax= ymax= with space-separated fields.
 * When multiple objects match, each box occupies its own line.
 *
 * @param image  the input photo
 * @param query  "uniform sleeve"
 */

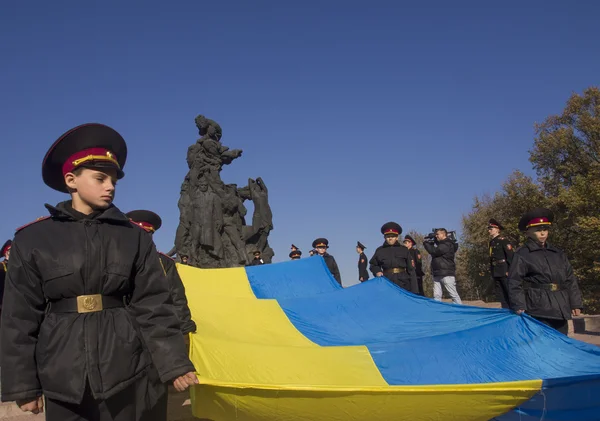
xmin=414 ymin=249 xmax=424 ymax=276
xmin=330 ymin=257 xmax=342 ymax=285
xmin=503 ymin=239 xmax=515 ymax=268
xmin=423 ymin=241 xmax=445 ymax=256
xmin=130 ymin=238 xmax=195 ymax=383
xmin=162 ymin=256 xmax=196 ymax=334
xmin=406 ymin=253 xmax=418 ymax=294
xmin=507 ymin=252 xmax=527 ymax=311
xmin=0 ymin=241 xmax=45 ymax=402
xmin=563 ymin=253 xmax=583 ymax=310
xmin=369 ymin=251 xmax=382 ymax=276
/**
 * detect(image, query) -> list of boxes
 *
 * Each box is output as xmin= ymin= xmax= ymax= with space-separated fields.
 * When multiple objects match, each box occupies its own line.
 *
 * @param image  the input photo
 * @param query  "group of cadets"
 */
xmin=274 ymin=212 xmax=583 ymax=337
xmin=0 ymin=125 xmax=588 ymax=419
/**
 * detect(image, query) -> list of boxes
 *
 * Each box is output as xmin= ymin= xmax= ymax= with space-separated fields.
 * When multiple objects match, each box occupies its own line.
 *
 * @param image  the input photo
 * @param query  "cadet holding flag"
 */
xmin=126 ymin=209 xmax=197 ymax=335
xmin=370 ymin=222 xmax=418 ymax=293
xmin=0 ymin=123 xmax=197 ymax=420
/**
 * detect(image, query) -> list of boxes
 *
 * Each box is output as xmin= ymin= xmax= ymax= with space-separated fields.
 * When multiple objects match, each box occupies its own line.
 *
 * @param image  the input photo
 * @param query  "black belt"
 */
xmin=48 ymin=295 xmax=127 ymax=314
xmin=524 ymin=282 xmax=563 ymax=292
xmin=492 ymin=259 xmax=506 ymax=266
xmin=384 ymin=267 xmax=406 ymax=274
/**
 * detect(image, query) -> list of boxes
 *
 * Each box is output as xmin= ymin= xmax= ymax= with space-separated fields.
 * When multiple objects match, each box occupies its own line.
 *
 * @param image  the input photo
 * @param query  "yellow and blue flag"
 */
xmin=179 ymin=256 xmax=600 ymax=421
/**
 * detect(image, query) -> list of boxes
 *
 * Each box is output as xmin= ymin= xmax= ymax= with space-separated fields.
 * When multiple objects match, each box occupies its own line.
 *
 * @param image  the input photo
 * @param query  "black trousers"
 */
xmin=46 ymin=380 xmax=168 ymax=421
xmin=493 ymin=276 xmax=510 ymax=309
xmin=534 ymin=317 xmax=569 ymax=335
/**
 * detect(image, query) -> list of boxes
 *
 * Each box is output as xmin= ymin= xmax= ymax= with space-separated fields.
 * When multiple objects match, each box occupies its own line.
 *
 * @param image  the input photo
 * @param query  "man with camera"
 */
xmin=423 ymin=228 xmax=462 ymax=304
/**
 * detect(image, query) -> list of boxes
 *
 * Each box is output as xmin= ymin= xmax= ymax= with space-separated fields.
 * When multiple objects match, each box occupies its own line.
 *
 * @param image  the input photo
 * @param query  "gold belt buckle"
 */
xmin=392 ymin=268 xmax=401 ymax=274
xmin=550 ymin=283 xmax=559 ymax=292
xmin=76 ymin=294 xmax=103 ymax=313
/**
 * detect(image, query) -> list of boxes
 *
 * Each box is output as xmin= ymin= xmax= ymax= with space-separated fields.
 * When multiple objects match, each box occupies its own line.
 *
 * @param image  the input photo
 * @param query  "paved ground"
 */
xmin=2 ymin=301 xmax=598 ymax=420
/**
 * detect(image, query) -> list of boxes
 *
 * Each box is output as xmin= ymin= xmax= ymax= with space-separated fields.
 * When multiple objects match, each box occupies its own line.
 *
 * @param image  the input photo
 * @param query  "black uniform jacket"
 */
xmin=158 ymin=253 xmax=196 ymax=335
xmin=322 ymin=253 xmax=342 ymax=285
xmin=408 ymin=248 xmax=425 ymax=277
xmin=369 ymin=242 xmax=418 ymax=293
xmin=248 ymin=257 xmax=264 ymax=266
xmin=358 ymin=252 xmax=369 ymax=281
xmin=508 ymin=238 xmax=583 ymax=320
xmin=423 ymin=239 xmax=456 ymax=277
xmin=0 ymin=202 xmax=194 ymax=404
xmin=0 ymin=260 xmax=6 ymax=314
xmin=489 ymin=236 xmax=514 ymax=278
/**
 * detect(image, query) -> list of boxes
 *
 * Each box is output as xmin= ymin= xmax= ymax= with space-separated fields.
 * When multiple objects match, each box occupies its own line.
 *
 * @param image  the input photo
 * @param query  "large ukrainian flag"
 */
xmin=178 ymin=257 xmax=600 ymax=421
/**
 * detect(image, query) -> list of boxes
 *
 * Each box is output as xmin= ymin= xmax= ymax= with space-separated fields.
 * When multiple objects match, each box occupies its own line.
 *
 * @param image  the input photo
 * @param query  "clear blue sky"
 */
xmin=1 ymin=1 xmax=598 ymax=286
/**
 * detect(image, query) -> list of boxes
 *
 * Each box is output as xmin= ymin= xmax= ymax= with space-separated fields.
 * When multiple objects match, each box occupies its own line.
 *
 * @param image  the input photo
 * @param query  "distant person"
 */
xmin=289 ymin=249 xmax=302 ymax=260
xmin=508 ymin=208 xmax=583 ymax=335
xmin=356 ymin=241 xmax=369 ymax=282
xmin=126 ymin=209 xmax=196 ymax=335
xmin=309 ymin=249 xmax=317 ymax=257
xmin=291 ymin=244 xmax=299 ymax=252
xmin=370 ymin=223 xmax=418 ymax=293
xmin=488 ymin=218 xmax=514 ymax=308
xmin=248 ymin=250 xmax=264 ymax=266
xmin=423 ymin=228 xmax=462 ymax=304
xmin=403 ymin=235 xmax=425 ymax=296
xmin=312 ymin=238 xmax=342 ymax=285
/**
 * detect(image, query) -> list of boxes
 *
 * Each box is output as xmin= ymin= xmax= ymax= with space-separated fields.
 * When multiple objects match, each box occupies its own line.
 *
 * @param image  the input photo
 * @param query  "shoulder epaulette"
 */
xmin=159 ymin=252 xmax=174 ymax=260
xmin=15 ymin=216 xmax=51 ymax=234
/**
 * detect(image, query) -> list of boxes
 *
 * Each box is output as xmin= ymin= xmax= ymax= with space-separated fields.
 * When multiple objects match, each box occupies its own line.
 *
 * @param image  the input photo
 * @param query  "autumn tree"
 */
xmin=462 ymin=87 xmax=600 ymax=312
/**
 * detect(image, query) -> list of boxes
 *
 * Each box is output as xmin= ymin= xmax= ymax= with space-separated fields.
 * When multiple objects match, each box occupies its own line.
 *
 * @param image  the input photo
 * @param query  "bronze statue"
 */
xmin=175 ymin=115 xmax=274 ymax=267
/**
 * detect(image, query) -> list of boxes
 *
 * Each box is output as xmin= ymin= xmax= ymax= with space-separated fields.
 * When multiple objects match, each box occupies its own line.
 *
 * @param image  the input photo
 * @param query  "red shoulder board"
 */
xmin=15 ymin=216 xmax=51 ymax=233
xmin=159 ymin=252 xmax=174 ymax=260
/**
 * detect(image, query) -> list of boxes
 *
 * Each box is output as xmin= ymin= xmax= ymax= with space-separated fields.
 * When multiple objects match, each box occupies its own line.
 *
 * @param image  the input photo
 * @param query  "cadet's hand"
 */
xmin=572 ymin=308 xmax=581 ymax=317
xmin=16 ymin=397 xmax=44 ymax=414
xmin=173 ymin=372 xmax=199 ymax=392
xmin=376 ymin=272 xmax=383 ymax=277
xmin=516 ymin=309 xmax=526 ymax=315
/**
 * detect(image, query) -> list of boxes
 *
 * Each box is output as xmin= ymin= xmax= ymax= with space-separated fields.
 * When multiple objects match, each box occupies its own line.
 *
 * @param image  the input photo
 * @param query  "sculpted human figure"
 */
xmin=191 ymin=178 xmax=224 ymax=263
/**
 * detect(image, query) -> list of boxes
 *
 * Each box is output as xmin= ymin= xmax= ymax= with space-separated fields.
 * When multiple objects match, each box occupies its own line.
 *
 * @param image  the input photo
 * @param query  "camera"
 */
xmin=424 ymin=228 xmax=458 ymax=243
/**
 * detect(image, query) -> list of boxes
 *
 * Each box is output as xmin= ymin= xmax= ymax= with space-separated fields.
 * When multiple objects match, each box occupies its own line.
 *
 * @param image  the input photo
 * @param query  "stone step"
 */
xmin=572 ymin=315 xmax=600 ymax=334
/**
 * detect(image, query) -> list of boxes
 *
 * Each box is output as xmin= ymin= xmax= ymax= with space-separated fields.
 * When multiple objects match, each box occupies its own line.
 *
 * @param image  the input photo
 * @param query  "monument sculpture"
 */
xmin=174 ymin=115 xmax=274 ymax=268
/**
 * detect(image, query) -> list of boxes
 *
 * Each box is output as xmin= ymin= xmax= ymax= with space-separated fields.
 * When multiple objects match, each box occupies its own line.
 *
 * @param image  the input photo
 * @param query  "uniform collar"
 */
xmin=45 ymin=201 xmax=130 ymax=223
xmin=525 ymin=237 xmax=558 ymax=252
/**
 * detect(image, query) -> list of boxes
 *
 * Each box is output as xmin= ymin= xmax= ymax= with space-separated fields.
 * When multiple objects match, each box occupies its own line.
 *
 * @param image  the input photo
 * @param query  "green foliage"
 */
xmin=461 ymin=87 xmax=600 ymax=313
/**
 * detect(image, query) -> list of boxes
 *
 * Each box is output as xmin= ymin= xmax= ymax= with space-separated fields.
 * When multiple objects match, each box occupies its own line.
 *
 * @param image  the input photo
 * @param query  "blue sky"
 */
xmin=1 ymin=1 xmax=598 ymax=286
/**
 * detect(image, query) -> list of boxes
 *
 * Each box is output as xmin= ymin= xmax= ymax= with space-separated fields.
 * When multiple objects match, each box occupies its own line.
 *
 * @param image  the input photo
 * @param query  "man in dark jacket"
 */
xmin=508 ymin=208 xmax=583 ymax=334
xmin=312 ymin=238 xmax=342 ymax=285
xmin=423 ymin=228 xmax=462 ymax=304
xmin=126 ymin=210 xmax=197 ymax=335
xmin=248 ymin=250 xmax=264 ymax=266
xmin=403 ymin=235 xmax=425 ymax=296
xmin=356 ymin=241 xmax=369 ymax=282
xmin=488 ymin=218 xmax=514 ymax=308
xmin=370 ymin=223 xmax=418 ymax=293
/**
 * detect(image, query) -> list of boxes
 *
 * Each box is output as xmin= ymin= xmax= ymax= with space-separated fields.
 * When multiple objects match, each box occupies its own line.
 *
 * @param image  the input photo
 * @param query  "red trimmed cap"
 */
xmin=312 ymin=238 xmax=329 ymax=248
xmin=62 ymin=147 xmax=121 ymax=177
xmin=381 ymin=222 xmax=402 ymax=236
xmin=518 ymin=208 xmax=554 ymax=231
xmin=42 ymin=123 xmax=127 ymax=193
xmin=1 ymin=239 xmax=12 ymax=256
xmin=527 ymin=217 xmax=551 ymax=228
xmin=126 ymin=210 xmax=162 ymax=233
